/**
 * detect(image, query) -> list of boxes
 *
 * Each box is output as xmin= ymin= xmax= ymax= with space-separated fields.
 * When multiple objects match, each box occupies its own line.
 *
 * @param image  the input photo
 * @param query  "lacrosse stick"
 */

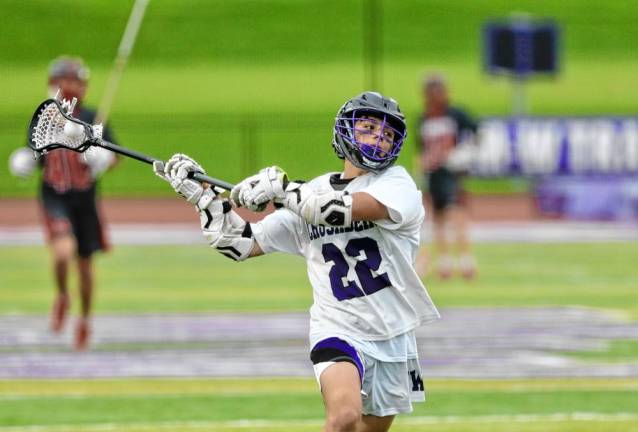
xmin=96 ymin=0 xmax=150 ymax=125
xmin=27 ymin=96 xmax=234 ymax=190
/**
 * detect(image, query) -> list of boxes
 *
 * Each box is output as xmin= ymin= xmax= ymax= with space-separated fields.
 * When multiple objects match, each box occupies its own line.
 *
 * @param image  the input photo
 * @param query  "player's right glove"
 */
xmin=155 ymin=153 xmax=207 ymax=205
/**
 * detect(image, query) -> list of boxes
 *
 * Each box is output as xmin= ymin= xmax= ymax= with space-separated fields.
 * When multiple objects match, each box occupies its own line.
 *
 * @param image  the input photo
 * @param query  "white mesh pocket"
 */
xmin=31 ymin=100 xmax=88 ymax=150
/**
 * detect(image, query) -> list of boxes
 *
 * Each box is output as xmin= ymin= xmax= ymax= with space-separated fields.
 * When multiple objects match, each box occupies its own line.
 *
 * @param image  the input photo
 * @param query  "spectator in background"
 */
xmin=414 ymin=73 xmax=477 ymax=280
xmin=8 ymin=56 xmax=118 ymax=350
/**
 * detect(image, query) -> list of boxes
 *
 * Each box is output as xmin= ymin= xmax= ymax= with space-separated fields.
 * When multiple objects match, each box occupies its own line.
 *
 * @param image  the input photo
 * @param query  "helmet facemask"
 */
xmin=334 ymin=109 xmax=406 ymax=173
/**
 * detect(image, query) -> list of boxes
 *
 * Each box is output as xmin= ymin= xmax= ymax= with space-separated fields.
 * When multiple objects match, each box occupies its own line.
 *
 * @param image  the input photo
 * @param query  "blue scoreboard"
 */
xmin=483 ymin=19 xmax=560 ymax=76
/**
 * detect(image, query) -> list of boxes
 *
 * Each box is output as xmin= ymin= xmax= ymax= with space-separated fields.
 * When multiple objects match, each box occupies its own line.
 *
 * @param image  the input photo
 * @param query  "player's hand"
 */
xmin=84 ymin=148 xmax=115 ymax=179
xmin=8 ymin=148 xmax=37 ymax=178
xmin=161 ymin=153 xmax=207 ymax=205
xmin=230 ymin=166 xmax=288 ymax=212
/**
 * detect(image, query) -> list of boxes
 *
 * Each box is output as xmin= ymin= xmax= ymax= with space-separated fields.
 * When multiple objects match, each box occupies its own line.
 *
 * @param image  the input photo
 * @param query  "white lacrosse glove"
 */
xmin=156 ymin=153 xmax=207 ymax=205
xmin=8 ymin=148 xmax=37 ymax=178
xmin=84 ymin=148 xmax=115 ymax=179
xmin=197 ymin=190 xmax=255 ymax=261
xmin=275 ymin=181 xmax=353 ymax=227
xmin=230 ymin=166 xmax=288 ymax=212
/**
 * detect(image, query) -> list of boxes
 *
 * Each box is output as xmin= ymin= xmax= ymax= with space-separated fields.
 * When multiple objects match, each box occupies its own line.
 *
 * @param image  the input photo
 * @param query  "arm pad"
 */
xmin=197 ymin=189 xmax=255 ymax=261
xmin=276 ymin=181 xmax=353 ymax=227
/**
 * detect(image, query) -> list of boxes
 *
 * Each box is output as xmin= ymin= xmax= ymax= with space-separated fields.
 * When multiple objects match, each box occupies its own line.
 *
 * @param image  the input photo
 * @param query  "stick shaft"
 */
xmin=95 ymin=0 xmax=150 ymax=125
xmin=95 ymin=140 xmax=235 ymax=190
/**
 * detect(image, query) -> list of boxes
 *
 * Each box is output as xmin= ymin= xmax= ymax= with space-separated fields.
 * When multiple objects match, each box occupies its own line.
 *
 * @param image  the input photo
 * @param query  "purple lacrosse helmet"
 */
xmin=332 ymin=91 xmax=407 ymax=173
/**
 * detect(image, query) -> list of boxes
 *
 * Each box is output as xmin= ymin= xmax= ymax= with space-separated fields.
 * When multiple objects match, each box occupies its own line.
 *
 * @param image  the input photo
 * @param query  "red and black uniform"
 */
xmin=33 ymin=106 xmax=116 ymax=257
xmin=417 ymin=106 xmax=476 ymax=213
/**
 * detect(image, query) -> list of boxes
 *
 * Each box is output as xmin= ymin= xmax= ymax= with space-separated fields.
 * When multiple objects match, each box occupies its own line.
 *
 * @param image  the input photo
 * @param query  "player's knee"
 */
xmin=52 ymin=236 xmax=75 ymax=263
xmin=325 ymin=406 xmax=361 ymax=432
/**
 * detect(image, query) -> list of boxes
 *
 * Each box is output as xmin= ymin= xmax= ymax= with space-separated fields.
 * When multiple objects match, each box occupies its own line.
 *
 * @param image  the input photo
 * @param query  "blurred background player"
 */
xmin=415 ymin=73 xmax=478 ymax=280
xmin=8 ymin=56 xmax=118 ymax=350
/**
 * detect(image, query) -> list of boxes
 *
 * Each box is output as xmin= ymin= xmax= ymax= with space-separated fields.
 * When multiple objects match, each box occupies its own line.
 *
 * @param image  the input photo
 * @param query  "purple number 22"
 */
xmin=321 ymin=237 xmax=391 ymax=301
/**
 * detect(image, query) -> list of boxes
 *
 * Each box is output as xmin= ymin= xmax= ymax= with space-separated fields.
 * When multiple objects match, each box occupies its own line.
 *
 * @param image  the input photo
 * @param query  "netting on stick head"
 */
xmin=28 ymin=97 xmax=99 ymax=153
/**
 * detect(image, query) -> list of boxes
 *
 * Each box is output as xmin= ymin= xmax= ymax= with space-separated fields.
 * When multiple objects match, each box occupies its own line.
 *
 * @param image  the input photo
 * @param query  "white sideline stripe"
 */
xmin=2 ymin=221 xmax=638 ymax=246
xmin=1 ymin=413 xmax=637 ymax=431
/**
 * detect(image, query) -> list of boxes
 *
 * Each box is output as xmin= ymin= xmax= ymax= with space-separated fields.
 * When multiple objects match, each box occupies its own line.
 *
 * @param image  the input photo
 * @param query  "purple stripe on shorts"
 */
xmin=312 ymin=337 xmax=364 ymax=383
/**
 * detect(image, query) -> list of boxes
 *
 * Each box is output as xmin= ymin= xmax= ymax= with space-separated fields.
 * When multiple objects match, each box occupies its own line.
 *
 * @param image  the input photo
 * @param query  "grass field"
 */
xmin=1 ymin=242 xmax=637 ymax=430
xmin=1 ymin=242 xmax=637 ymax=316
xmin=1 ymin=378 xmax=637 ymax=431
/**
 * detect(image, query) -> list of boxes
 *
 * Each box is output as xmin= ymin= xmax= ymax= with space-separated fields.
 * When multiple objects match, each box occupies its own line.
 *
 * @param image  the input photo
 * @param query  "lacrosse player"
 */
xmin=415 ymin=74 xmax=478 ymax=280
xmin=155 ymin=91 xmax=439 ymax=431
xmin=8 ymin=56 xmax=118 ymax=351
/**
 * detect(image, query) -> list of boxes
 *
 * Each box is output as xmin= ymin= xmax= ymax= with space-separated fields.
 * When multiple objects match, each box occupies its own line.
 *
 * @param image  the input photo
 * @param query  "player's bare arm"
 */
xmin=350 ymin=191 xmax=390 ymax=221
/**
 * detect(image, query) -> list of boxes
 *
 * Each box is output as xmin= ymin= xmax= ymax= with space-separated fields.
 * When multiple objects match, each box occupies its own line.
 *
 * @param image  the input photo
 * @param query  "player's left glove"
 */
xmin=230 ymin=166 xmax=288 ymax=212
xmin=156 ymin=153 xmax=208 ymax=205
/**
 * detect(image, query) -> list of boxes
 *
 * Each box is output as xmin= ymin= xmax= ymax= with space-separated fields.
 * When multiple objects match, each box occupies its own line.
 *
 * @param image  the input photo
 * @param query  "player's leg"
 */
xmin=50 ymin=233 xmax=74 ymax=294
xmin=311 ymin=338 xmax=366 ymax=431
xmin=320 ymin=362 xmax=363 ymax=432
xmin=41 ymin=186 xmax=76 ymax=333
xmin=49 ymin=233 xmax=75 ymax=332
xmin=359 ymin=414 xmax=395 ymax=431
xmin=428 ymin=170 xmax=454 ymax=279
xmin=450 ymin=181 xmax=476 ymax=279
xmin=414 ymin=188 xmax=430 ymax=278
xmin=448 ymin=206 xmax=473 ymax=278
xmin=321 ymin=368 xmax=398 ymax=432
xmin=432 ymin=208 xmax=452 ymax=279
xmin=77 ymin=256 xmax=93 ymax=317
xmin=71 ymin=187 xmax=108 ymax=350
xmin=74 ymin=256 xmax=93 ymax=351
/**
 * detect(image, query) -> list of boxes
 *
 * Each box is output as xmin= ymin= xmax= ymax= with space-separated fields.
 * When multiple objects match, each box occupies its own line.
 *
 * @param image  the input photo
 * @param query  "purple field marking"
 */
xmin=0 ymin=307 xmax=637 ymax=379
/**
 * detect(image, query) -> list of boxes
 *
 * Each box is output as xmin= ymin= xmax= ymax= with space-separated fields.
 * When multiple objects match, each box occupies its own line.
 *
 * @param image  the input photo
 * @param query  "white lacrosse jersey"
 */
xmin=251 ymin=165 xmax=440 ymax=341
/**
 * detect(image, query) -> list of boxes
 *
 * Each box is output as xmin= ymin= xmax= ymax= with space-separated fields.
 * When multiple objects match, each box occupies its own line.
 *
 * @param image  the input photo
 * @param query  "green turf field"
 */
xmin=1 ymin=378 xmax=637 ymax=431
xmin=2 ymin=0 xmax=637 ymax=196
xmin=1 ymin=243 xmax=637 ymax=317
xmin=1 ymin=242 xmax=637 ymax=430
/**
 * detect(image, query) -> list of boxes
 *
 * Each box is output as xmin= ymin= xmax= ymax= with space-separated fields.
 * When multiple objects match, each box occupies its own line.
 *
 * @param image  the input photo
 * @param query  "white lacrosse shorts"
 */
xmin=311 ymin=335 xmax=426 ymax=417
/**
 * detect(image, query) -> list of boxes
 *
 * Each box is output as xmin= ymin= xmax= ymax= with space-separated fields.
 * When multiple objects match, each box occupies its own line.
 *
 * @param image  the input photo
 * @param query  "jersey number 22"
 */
xmin=322 ymin=237 xmax=391 ymax=301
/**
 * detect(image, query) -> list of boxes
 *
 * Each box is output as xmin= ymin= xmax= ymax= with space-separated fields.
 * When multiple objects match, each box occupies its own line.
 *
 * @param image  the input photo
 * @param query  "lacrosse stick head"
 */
xmin=28 ymin=96 xmax=102 ymax=154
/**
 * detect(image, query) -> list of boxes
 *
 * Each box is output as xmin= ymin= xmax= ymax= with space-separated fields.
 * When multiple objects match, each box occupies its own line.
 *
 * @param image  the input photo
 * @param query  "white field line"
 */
xmin=1 ymin=413 xmax=638 ymax=431
xmin=3 ymin=221 xmax=638 ymax=246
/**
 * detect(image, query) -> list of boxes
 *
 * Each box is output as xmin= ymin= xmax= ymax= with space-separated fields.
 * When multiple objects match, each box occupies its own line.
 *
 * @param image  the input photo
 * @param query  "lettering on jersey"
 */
xmin=307 ymin=220 xmax=375 ymax=241
xmin=409 ymin=370 xmax=424 ymax=392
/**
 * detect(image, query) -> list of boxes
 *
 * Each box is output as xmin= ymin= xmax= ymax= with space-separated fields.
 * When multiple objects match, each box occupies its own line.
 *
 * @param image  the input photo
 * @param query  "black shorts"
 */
xmin=426 ymin=168 xmax=466 ymax=213
xmin=40 ymin=183 xmax=109 ymax=257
